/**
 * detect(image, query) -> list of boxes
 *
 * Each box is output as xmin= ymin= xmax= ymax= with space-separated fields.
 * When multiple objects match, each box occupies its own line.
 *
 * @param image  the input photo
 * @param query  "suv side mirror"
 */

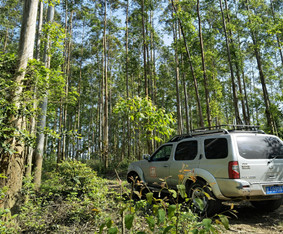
xmin=143 ymin=154 xmax=150 ymax=161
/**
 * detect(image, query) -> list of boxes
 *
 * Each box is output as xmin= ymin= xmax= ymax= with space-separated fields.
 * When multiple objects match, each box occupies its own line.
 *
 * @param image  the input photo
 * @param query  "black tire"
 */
xmin=250 ymin=197 xmax=282 ymax=212
xmin=187 ymin=180 xmax=222 ymax=217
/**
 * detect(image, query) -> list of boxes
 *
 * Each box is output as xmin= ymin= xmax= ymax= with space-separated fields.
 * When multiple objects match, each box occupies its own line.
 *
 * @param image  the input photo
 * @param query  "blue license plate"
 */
xmin=266 ymin=185 xmax=283 ymax=194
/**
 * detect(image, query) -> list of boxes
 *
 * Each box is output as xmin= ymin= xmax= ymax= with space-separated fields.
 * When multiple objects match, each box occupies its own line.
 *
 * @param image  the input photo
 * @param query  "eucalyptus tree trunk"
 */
xmin=34 ymin=4 xmax=54 ymax=190
xmin=0 ymin=0 xmax=39 ymax=209
xmin=98 ymin=51 xmax=103 ymax=160
xmin=125 ymin=0 xmax=131 ymax=158
xmin=219 ymin=0 xmax=242 ymax=125
xmin=75 ymin=17 xmax=85 ymax=160
xmin=224 ymin=0 xmax=249 ymax=125
xmin=58 ymin=1 xmax=68 ymax=163
xmin=150 ymin=10 xmax=156 ymax=103
xmin=270 ymin=0 xmax=283 ymax=66
xmin=63 ymin=10 xmax=73 ymax=160
xmin=3 ymin=28 xmax=8 ymax=52
xmin=35 ymin=1 xmax=43 ymax=61
xmin=245 ymin=0 xmax=275 ymax=133
xmin=172 ymin=20 xmax=183 ymax=135
xmin=181 ymin=53 xmax=190 ymax=133
xmin=126 ymin=0 xmax=129 ymax=99
xmin=103 ymin=0 xmax=109 ymax=169
xmin=197 ymin=0 xmax=211 ymax=128
xmin=178 ymin=23 xmax=190 ymax=133
xmin=25 ymin=0 xmax=44 ymax=178
xmin=171 ymin=0 xmax=204 ymax=128
xmin=142 ymin=0 xmax=148 ymax=97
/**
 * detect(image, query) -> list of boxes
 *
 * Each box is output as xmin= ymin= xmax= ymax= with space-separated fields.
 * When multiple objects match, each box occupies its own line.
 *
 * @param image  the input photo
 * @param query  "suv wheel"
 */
xmin=187 ymin=180 xmax=221 ymax=217
xmin=250 ymin=197 xmax=282 ymax=212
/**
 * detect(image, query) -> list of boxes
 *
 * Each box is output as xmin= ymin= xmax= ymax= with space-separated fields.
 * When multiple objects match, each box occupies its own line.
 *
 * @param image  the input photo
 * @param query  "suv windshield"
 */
xmin=237 ymin=135 xmax=283 ymax=159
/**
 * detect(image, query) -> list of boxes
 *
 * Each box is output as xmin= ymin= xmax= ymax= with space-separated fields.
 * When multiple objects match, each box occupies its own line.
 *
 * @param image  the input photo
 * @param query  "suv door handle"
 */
xmin=163 ymin=165 xmax=169 ymax=168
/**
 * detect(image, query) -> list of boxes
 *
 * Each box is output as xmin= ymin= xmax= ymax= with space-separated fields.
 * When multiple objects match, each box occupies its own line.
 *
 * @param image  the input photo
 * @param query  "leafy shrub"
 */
xmin=41 ymin=160 xmax=107 ymax=200
xmin=0 ymin=174 xmax=19 ymax=233
xmin=19 ymin=160 xmax=108 ymax=232
xmin=99 ymin=179 xmax=230 ymax=233
xmin=0 ymin=208 xmax=19 ymax=234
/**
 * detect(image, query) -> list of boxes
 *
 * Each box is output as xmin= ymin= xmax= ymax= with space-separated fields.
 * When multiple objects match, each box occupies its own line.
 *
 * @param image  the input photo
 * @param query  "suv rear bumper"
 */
xmin=216 ymin=179 xmax=283 ymax=200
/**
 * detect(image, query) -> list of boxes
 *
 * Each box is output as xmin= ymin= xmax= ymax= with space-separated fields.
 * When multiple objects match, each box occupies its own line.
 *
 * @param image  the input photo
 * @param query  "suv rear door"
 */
xmin=198 ymin=136 xmax=231 ymax=179
xmin=235 ymin=134 xmax=283 ymax=194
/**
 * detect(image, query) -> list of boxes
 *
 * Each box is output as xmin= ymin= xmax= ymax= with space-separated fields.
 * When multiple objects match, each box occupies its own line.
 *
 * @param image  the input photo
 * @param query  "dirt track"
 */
xmin=227 ymin=203 xmax=283 ymax=233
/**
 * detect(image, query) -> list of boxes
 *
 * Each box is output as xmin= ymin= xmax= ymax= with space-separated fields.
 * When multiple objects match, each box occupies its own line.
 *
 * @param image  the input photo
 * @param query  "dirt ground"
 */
xmin=226 ymin=203 xmax=283 ymax=233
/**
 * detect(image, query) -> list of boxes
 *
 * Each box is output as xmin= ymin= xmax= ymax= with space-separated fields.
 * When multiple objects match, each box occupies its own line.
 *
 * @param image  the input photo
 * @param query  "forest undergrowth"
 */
xmin=0 ymin=160 xmax=233 ymax=233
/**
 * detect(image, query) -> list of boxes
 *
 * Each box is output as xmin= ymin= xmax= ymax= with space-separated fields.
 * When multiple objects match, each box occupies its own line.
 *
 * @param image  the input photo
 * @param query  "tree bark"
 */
xmin=125 ymin=0 xmax=131 ymax=159
xmin=224 ymin=0 xmax=249 ymax=125
xmin=246 ymin=0 xmax=275 ymax=133
xmin=270 ymin=0 xmax=283 ymax=66
xmin=172 ymin=20 xmax=183 ymax=134
xmin=103 ymin=0 xmax=109 ymax=169
xmin=142 ymin=0 xmax=148 ymax=97
xmin=197 ymin=0 xmax=211 ymax=127
xmin=34 ymin=4 xmax=54 ymax=191
xmin=171 ymin=0 xmax=204 ymax=128
xmin=0 ymin=0 xmax=39 ymax=209
xmin=25 ymin=0 xmax=44 ymax=178
xmin=219 ymin=0 xmax=242 ymax=125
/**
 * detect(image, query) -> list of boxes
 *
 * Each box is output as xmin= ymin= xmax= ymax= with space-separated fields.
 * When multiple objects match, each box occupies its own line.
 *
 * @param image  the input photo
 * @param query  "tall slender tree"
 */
xmin=0 ymin=0 xmax=39 ymax=209
xmin=219 ymin=0 xmax=242 ymax=124
xmin=34 ymin=3 xmax=54 ymax=191
xmin=197 ymin=0 xmax=211 ymax=127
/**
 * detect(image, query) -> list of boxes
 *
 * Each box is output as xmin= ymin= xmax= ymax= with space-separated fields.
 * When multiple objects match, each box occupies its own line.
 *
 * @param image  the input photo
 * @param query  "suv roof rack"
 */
xmin=168 ymin=125 xmax=264 ymax=142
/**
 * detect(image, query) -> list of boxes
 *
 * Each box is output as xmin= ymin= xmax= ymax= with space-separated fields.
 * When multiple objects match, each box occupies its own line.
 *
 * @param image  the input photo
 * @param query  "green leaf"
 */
xmin=108 ymin=227 xmax=118 ymax=234
xmin=157 ymin=209 xmax=166 ymax=225
xmin=106 ymin=218 xmax=112 ymax=228
xmin=219 ymin=214 xmax=229 ymax=230
xmin=177 ymin=184 xmax=186 ymax=199
xmin=202 ymin=218 xmax=212 ymax=228
xmin=146 ymin=192 xmax=154 ymax=204
xmin=99 ymin=223 xmax=106 ymax=234
xmin=146 ymin=216 xmax=155 ymax=231
xmin=191 ymin=229 xmax=199 ymax=234
xmin=168 ymin=205 xmax=176 ymax=219
xmin=125 ymin=214 xmax=134 ymax=230
xmin=163 ymin=225 xmax=174 ymax=234
xmin=169 ymin=189 xmax=177 ymax=198
xmin=194 ymin=198 xmax=204 ymax=211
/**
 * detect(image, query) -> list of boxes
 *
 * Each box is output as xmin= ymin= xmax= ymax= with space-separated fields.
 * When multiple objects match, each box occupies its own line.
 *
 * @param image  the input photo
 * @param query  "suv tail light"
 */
xmin=229 ymin=161 xmax=240 ymax=179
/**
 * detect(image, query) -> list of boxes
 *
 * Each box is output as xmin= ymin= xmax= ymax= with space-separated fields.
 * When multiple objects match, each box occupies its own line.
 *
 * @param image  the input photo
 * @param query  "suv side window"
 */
xmin=150 ymin=145 xmax=172 ymax=161
xmin=175 ymin=141 xmax=198 ymax=161
xmin=204 ymin=138 xmax=228 ymax=159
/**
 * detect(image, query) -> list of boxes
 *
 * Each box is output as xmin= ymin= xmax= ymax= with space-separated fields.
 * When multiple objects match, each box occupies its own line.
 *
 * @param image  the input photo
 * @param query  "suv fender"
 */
xmin=127 ymin=165 xmax=146 ymax=184
xmin=184 ymin=168 xmax=228 ymax=200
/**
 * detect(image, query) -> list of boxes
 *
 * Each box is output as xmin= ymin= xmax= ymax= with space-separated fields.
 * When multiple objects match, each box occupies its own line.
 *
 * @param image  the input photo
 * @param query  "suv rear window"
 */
xmin=237 ymin=136 xmax=283 ymax=159
xmin=204 ymin=138 xmax=228 ymax=159
xmin=175 ymin=141 xmax=197 ymax=161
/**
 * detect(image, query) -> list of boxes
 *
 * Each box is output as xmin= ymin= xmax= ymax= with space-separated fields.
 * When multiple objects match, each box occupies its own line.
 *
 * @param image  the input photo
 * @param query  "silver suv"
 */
xmin=127 ymin=125 xmax=283 ymax=216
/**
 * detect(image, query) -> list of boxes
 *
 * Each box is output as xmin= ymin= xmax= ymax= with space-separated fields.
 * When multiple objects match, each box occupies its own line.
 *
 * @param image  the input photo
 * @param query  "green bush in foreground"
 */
xmin=18 ymin=160 xmax=108 ymax=232
xmin=101 ymin=179 xmax=230 ymax=234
